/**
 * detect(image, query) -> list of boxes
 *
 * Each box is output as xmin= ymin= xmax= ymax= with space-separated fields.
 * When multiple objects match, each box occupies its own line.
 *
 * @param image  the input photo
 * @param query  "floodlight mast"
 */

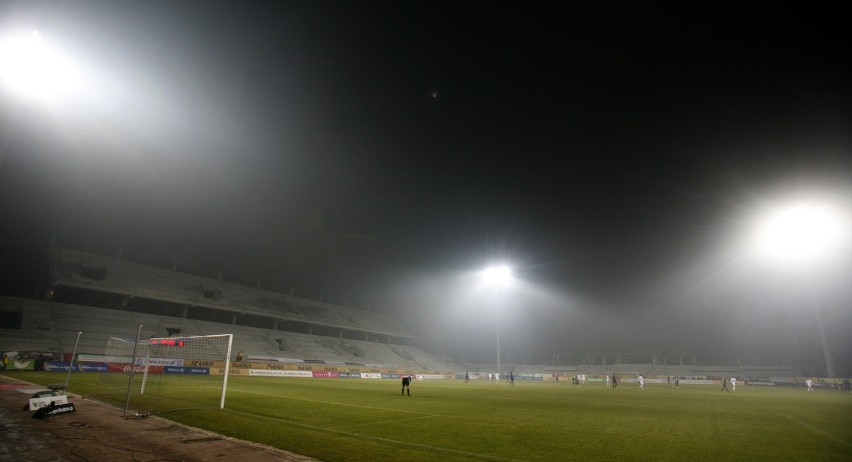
xmin=755 ymin=203 xmax=846 ymax=378
xmin=483 ymin=265 xmax=512 ymax=381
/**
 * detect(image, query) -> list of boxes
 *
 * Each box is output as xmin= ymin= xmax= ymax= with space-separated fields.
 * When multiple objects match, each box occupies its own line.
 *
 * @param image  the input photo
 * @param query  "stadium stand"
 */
xmin=0 ymin=246 xmax=809 ymax=378
xmin=2 ymin=293 xmax=804 ymax=377
xmin=0 ymin=245 xmax=425 ymax=369
xmin=47 ymin=246 xmax=413 ymax=343
xmin=0 ymin=292 xmax=457 ymax=370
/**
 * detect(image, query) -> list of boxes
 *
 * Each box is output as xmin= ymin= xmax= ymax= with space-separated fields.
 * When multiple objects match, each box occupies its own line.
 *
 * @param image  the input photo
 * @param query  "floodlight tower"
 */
xmin=754 ymin=202 xmax=848 ymax=378
xmin=0 ymin=29 xmax=84 ymax=168
xmin=482 ymin=265 xmax=512 ymax=381
xmin=0 ymin=30 xmax=80 ymax=103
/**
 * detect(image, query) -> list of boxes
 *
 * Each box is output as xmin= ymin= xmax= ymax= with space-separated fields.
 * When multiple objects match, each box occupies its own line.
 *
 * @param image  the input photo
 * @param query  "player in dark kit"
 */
xmin=721 ymin=377 xmax=729 ymax=392
xmin=402 ymin=375 xmax=411 ymax=396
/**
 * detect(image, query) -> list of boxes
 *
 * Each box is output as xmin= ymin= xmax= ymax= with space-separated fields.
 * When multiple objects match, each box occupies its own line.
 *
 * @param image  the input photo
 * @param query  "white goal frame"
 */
xmin=141 ymin=333 xmax=233 ymax=409
xmin=105 ymin=331 xmax=233 ymax=411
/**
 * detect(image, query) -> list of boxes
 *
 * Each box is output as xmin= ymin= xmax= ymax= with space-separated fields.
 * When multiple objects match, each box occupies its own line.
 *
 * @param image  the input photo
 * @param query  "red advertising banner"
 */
xmin=106 ymin=363 xmax=164 ymax=374
xmin=311 ymin=371 xmax=339 ymax=378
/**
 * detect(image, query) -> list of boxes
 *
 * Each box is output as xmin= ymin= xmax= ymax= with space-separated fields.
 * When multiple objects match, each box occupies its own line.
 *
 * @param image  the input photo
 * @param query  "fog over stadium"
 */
xmin=1 ymin=2 xmax=850 ymax=374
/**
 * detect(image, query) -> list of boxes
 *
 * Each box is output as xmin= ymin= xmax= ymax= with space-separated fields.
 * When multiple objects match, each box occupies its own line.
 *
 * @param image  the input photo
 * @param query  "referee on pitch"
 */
xmin=402 ymin=375 xmax=412 ymax=396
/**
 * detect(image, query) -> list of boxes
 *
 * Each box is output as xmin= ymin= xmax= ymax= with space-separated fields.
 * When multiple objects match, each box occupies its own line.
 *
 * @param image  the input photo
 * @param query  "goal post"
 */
xmin=102 ymin=333 xmax=233 ymax=411
xmin=143 ymin=334 xmax=233 ymax=409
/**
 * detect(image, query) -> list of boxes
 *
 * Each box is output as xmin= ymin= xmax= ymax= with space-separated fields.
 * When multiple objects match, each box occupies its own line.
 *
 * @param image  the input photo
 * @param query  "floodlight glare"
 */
xmin=754 ymin=203 xmax=845 ymax=264
xmin=482 ymin=265 xmax=512 ymax=287
xmin=480 ymin=263 xmax=513 ymax=381
xmin=0 ymin=30 xmax=83 ymax=102
xmin=752 ymin=201 xmax=848 ymax=378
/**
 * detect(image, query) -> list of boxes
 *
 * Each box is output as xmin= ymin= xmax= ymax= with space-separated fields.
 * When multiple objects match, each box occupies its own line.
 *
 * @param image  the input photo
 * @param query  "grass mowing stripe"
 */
xmin=223 ymin=407 xmax=527 ymax=462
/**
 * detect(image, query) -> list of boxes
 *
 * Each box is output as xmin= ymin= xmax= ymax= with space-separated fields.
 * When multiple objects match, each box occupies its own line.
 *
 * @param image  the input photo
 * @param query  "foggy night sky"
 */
xmin=1 ymin=1 xmax=850 ymax=369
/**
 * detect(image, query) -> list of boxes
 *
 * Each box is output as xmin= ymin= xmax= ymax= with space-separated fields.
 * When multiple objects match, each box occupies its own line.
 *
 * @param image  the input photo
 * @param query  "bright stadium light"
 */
xmin=0 ymin=30 xmax=84 ymax=103
xmin=753 ymin=202 xmax=846 ymax=265
xmin=482 ymin=265 xmax=513 ymax=288
xmin=1 ymin=28 xmax=97 ymax=169
xmin=481 ymin=264 xmax=513 ymax=381
xmin=752 ymin=201 xmax=849 ymax=378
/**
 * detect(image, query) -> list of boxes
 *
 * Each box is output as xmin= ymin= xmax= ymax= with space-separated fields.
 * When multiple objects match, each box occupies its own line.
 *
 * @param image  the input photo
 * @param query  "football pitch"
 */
xmin=7 ymin=372 xmax=852 ymax=461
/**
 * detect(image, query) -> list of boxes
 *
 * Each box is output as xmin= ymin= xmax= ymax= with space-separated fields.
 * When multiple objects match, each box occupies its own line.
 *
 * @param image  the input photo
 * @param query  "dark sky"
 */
xmin=1 ymin=1 xmax=850 ymax=370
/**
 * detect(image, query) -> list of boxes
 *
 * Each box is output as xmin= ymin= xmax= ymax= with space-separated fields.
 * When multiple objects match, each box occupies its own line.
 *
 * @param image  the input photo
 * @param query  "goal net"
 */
xmin=98 ymin=334 xmax=233 ymax=414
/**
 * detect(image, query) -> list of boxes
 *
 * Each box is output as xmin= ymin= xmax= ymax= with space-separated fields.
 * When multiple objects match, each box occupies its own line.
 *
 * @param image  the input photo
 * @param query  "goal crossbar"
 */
xmin=144 ymin=334 xmax=233 ymax=409
xmin=106 ymin=332 xmax=233 ymax=410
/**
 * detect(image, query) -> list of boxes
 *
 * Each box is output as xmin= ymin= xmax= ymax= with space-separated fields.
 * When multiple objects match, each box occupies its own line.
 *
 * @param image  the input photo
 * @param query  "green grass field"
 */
xmin=5 ymin=371 xmax=851 ymax=461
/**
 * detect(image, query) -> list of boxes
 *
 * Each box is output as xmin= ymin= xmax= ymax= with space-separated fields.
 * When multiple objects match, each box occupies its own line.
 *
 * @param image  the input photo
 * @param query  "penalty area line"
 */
xmin=231 ymin=388 xmax=439 ymax=417
xmin=784 ymin=415 xmax=852 ymax=448
xmin=329 ymin=414 xmax=439 ymax=429
xmin=224 ymin=408 xmax=526 ymax=462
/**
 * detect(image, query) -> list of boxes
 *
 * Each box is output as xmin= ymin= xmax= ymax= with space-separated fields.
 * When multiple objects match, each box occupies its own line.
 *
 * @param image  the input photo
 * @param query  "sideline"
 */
xmin=0 ymin=373 xmax=319 ymax=462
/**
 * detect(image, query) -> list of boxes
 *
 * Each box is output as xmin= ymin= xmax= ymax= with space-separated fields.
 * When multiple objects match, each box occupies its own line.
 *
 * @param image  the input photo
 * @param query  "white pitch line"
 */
xmin=784 ymin=415 xmax=852 ymax=448
xmin=231 ymin=387 xmax=439 ymax=417
xmin=330 ymin=414 xmax=439 ymax=429
xmin=224 ymin=408 xmax=526 ymax=462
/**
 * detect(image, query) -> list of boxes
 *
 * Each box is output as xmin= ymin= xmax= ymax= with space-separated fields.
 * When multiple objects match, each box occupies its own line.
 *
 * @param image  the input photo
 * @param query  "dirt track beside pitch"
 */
xmin=0 ymin=374 xmax=319 ymax=462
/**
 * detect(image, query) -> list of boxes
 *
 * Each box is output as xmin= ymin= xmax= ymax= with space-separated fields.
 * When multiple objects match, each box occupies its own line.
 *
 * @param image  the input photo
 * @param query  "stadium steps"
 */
xmin=53 ymin=247 xmax=414 ymax=339
xmin=17 ymin=299 xmax=56 ymax=331
xmin=281 ymin=332 xmax=355 ymax=363
xmin=0 ymin=329 xmax=59 ymax=352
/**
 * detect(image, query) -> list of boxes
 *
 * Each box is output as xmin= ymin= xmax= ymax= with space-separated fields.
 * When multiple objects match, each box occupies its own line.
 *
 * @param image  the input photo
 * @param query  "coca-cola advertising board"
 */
xmin=106 ymin=363 xmax=164 ymax=374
